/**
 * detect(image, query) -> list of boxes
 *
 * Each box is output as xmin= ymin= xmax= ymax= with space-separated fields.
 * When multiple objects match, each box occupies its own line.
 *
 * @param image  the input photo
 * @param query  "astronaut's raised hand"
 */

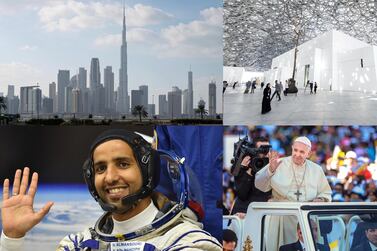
xmin=1 ymin=167 xmax=54 ymax=238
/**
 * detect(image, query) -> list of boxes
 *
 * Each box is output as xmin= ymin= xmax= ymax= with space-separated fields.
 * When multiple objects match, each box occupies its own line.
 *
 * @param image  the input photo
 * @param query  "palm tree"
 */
xmin=132 ymin=105 xmax=148 ymax=122
xmin=0 ymin=97 xmax=7 ymax=115
xmin=195 ymin=99 xmax=208 ymax=119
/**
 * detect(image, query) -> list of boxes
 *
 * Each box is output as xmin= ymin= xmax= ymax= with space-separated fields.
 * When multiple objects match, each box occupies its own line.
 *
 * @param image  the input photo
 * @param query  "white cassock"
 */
xmin=255 ymin=156 xmax=332 ymax=251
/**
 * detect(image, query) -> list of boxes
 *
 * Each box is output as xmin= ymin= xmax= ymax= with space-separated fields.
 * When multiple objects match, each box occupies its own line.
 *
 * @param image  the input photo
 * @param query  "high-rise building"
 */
xmin=209 ymin=81 xmax=216 ymax=116
xmin=20 ymin=87 xmax=33 ymax=114
xmin=139 ymin=85 xmax=148 ymax=109
xmin=49 ymin=82 xmax=57 ymax=113
xmin=78 ymin=67 xmax=87 ymax=90
xmin=7 ymin=97 xmax=19 ymax=114
xmin=188 ymin=70 xmax=194 ymax=116
xmin=117 ymin=4 xmax=129 ymax=114
xmin=131 ymin=90 xmax=142 ymax=110
xmin=57 ymin=70 xmax=70 ymax=113
xmin=70 ymin=74 xmax=78 ymax=88
xmin=182 ymin=89 xmax=189 ymax=115
xmin=104 ymin=66 xmax=115 ymax=112
xmin=65 ymin=86 xmax=73 ymax=113
xmin=147 ymin=104 xmax=155 ymax=117
xmin=42 ymin=97 xmax=53 ymax=114
xmin=89 ymin=58 xmax=102 ymax=115
xmin=90 ymin=58 xmax=100 ymax=89
xmin=20 ymin=86 xmax=41 ymax=115
xmin=6 ymin=85 xmax=18 ymax=114
xmin=92 ymin=85 xmax=105 ymax=115
xmin=72 ymin=88 xmax=82 ymax=114
xmin=32 ymin=88 xmax=42 ymax=117
xmin=168 ymin=86 xmax=182 ymax=118
xmin=158 ymin=94 xmax=168 ymax=117
xmin=81 ymin=88 xmax=90 ymax=114
xmin=49 ymin=82 xmax=56 ymax=99
xmin=7 ymin=85 xmax=14 ymax=99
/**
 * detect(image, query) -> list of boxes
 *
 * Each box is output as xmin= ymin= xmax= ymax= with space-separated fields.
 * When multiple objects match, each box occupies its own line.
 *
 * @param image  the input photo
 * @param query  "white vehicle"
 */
xmin=224 ymin=202 xmax=377 ymax=251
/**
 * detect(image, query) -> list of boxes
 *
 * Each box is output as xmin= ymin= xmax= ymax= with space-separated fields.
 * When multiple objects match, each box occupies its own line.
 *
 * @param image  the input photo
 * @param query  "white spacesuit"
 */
xmin=57 ymin=193 xmax=221 ymax=250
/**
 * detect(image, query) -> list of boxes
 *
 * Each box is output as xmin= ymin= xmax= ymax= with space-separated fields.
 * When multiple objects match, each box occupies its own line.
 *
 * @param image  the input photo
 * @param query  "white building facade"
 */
xmin=264 ymin=30 xmax=377 ymax=93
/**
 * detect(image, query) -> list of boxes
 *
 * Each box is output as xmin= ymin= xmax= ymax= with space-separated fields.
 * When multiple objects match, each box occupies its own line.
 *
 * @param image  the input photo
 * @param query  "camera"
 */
xmin=231 ymin=136 xmax=271 ymax=176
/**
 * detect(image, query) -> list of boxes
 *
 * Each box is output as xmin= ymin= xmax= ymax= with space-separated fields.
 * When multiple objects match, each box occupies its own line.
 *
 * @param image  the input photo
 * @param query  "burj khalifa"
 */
xmin=117 ymin=4 xmax=129 ymax=114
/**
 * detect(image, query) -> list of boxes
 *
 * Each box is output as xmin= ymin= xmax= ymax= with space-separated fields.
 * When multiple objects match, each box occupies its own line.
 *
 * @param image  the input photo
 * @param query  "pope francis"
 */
xmin=255 ymin=136 xmax=332 ymax=251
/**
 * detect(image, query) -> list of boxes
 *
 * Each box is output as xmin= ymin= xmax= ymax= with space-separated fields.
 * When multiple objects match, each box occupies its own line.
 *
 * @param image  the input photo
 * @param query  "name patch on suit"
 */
xmin=110 ymin=241 xmax=145 ymax=251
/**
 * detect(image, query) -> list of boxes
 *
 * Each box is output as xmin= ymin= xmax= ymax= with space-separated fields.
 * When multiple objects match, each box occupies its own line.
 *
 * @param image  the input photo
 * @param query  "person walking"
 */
xmin=271 ymin=80 xmax=281 ymax=101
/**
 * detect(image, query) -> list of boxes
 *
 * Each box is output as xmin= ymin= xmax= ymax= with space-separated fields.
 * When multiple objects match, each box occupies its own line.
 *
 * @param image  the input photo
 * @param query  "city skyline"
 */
xmin=0 ymin=0 xmax=222 ymax=113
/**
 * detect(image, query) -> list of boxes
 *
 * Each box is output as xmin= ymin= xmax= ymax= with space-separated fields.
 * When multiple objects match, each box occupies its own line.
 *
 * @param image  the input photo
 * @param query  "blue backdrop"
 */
xmin=155 ymin=125 xmax=223 ymax=242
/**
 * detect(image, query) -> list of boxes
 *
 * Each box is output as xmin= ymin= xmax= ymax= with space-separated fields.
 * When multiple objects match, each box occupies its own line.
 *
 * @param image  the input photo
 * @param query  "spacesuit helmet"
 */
xmin=82 ymin=129 xmax=160 ymax=214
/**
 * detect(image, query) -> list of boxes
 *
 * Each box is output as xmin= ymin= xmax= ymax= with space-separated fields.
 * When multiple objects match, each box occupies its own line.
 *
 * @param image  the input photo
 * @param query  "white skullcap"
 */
xmin=294 ymin=136 xmax=312 ymax=149
xmin=345 ymin=151 xmax=357 ymax=159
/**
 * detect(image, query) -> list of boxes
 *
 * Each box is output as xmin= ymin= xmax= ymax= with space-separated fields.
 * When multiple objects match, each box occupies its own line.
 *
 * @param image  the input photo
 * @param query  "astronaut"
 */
xmin=1 ymin=129 xmax=222 ymax=251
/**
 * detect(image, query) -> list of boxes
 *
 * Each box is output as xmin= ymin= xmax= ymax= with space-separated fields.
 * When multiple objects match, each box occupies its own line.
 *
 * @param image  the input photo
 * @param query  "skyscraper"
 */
xmin=158 ymin=94 xmax=168 ymax=117
xmin=49 ymin=82 xmax=57 ymax=113
xmin=90 ymin=58 xmax=100 ymax=89
xmin=20 ymin=87 xmax=33 ymax=114
xmin=117 ymin=4 xmax=129 ymax=114
xmin=147 ymin=104 xmax=155 ymax=116
xmin=43 ymin=97 xmax=53 ymax=114
xmin=90 ymin=58 xmax=102 ymax=114
xmin=182 ymin=89 xmax=189 ymax=115
xmin=78 ymin=67 xmax=87 ymax=90
xmin=65 ymin=86 xmax=73 ymax=113
xmin=209 ymin=81 xmax=216 ymax=116
xmin=72 ymin=88 xmax=82 ymax=114
xmin=139 ymin=85 xmax=148 ymax=109
xmin=32 ymin=88 xmax=42 ymax=117
xmin=168 ymin=86 xmax=182 ymax=119
xmin=70 ymin=74 xmax=78 ymax=88
xmin=7 ymin=85 xmax=18 ymax=114
xmin=188 ymin=70 xmax=194 ymax=116
xmin=20 ymin=87 xmax=41 ymax=116
xmin=131 ymin=90 xmax=142 ymax=109
xmin=7 ymin=85 xmax=14 ymax=99
xmin=104 ymin=66 xmax=114 ymax=112
xmin=57 ymin=70 xmax=70 ymax=113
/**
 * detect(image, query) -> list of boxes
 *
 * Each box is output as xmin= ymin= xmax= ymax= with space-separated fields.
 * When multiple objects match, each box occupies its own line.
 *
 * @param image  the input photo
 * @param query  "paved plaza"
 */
xmin=223 ymin=85 xmax=377 ymax=125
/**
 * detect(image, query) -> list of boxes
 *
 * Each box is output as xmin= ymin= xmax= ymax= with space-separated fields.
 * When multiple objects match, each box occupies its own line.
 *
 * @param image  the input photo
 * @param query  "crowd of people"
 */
xmin=223 ymin=79 xmax=320 ymax=115
xmin=223 ymin=126 xmax=377 ymax=214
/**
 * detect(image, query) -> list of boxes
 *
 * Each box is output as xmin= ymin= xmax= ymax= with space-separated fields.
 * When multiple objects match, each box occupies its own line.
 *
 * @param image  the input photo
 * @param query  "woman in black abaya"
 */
xmin=261 ymin=83 xmax=271 ymax=114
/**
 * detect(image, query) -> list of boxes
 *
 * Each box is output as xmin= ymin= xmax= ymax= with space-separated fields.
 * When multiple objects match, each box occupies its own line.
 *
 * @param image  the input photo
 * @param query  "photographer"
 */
xmin=230 ymin=136 xmax=271 ymax=217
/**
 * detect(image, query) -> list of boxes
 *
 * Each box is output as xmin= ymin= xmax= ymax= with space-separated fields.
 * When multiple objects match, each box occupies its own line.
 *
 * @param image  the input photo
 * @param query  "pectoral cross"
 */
xmin=294 ymin=189 xmax=302 ymax=201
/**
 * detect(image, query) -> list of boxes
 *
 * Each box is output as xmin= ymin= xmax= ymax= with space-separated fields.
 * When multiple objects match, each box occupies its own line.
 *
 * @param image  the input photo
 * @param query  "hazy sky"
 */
xmin=0 ymin=0 xmax=223 ymax=112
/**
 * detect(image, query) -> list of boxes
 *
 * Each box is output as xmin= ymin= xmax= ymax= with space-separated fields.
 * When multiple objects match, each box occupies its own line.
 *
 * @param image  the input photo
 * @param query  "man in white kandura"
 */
xmin=255 ymin=136 xmax=332 ymax=251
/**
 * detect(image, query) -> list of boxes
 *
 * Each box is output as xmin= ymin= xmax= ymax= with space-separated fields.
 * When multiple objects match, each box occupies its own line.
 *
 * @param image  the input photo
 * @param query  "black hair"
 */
xmin=223 ymin=229 xmax=238 ymax=244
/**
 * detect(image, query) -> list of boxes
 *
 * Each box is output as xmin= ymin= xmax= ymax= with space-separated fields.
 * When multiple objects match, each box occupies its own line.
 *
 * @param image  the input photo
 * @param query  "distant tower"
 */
xmin=7 ymin=85 xmax=14 ymax=99
xmin=104 ymin=66 xmax=115 ymax=112
xmin=49 ymin=82 xmax=57 ymax=112
xmin=78 ymin=67 xmax=87 ymax=90
xmin=158 ymin=94 xmax=168 ymax=117
xmin=57 ymin=70 xmax=70 ymax=113
xmin=168 ymin=86 xmax=182 ymax=119
xmin=188 ymin=68 xmax=193 ymax=116
xmin=90 ymin=58 xmax=100 ymax=89
xmin=117 ymin=3 xmax=129 ymax=114
xmin=182 ymin=89 xmax=189 ymax=115
xmin=208 ymin=81 xmax=216 ymax=116
xmin=139 ymin=85 xmax=148 ymax=108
